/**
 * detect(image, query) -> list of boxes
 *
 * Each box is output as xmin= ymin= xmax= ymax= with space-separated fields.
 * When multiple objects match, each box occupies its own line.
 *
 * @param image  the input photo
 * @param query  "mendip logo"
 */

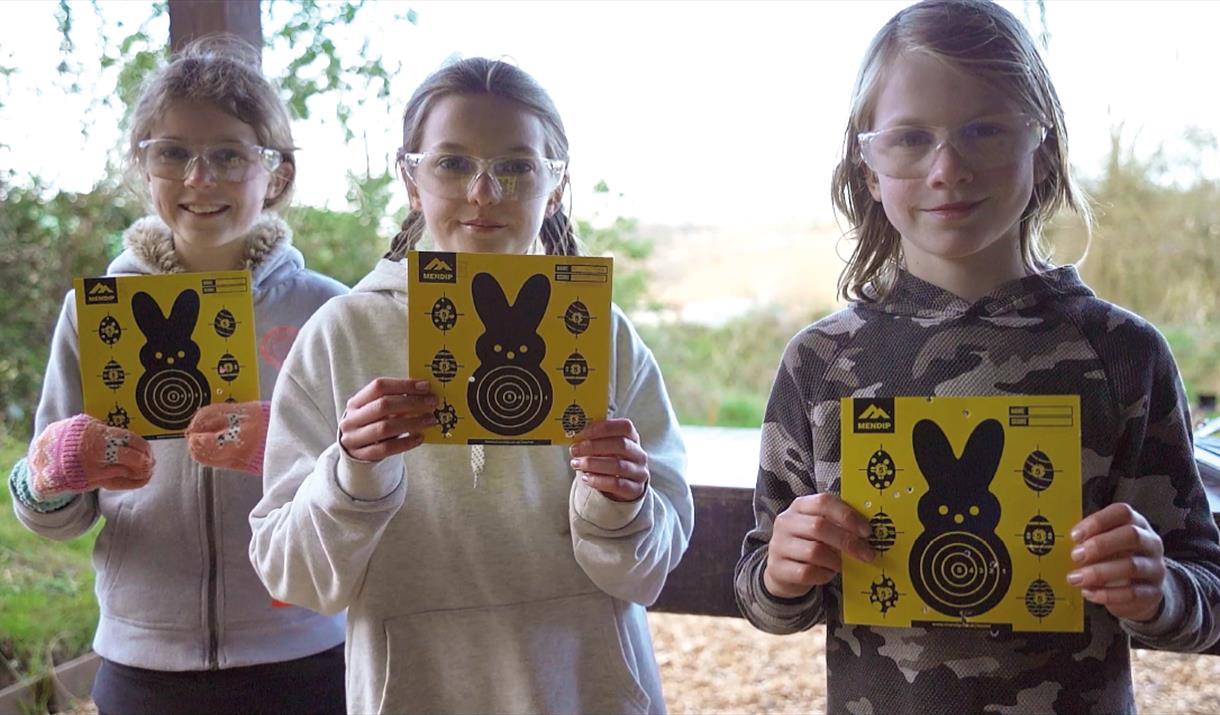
xmin=859 ymin=404 xmax=890 ymax=420
xmin=83 ymin=277 xmax=118 ymax=305
xmin=854 ymin=398 xmax=895 ymax=433
xmin=418 ymin=252 xmax=457 ymax=284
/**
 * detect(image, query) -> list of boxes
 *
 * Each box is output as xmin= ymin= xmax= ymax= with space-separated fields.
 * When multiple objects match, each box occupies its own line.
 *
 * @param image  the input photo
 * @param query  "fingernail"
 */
xmin=570 ymin=459 xmax=581 ymax=470
xmin=579 ymin=474 xmax=590 ymax=483
xmin=858 ymin=524 xmax=873 ymax=539
xmin=1070 ymin=527 xmax=1083 ymax=541
xmin=1070 ymin=546 xmax=1085 ymax=562
xmin=1066 ymin=571 xmax=1083 ymax=585
xmin=414 ymin=379 xmax=430 ymax=391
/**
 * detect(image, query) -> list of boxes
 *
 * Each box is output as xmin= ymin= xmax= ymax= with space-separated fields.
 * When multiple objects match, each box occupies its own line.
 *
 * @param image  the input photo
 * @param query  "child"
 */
xmin=7 ymin=38 xmax=348 ymax=715
xmin=248 ymin=57 xmax=694 ymax=715
xmin=733 ymin=1 xmax=1220 ymax=712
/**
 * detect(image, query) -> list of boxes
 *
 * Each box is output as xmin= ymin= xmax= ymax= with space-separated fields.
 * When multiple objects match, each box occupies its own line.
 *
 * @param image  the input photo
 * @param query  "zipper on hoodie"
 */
xmin=202 ymin=465 xmax=220 ymax=670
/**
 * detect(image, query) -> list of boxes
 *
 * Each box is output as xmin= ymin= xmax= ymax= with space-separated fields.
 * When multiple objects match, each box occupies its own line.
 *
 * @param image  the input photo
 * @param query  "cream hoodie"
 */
xmin=249 ymin=258 xmax=693 ymax=714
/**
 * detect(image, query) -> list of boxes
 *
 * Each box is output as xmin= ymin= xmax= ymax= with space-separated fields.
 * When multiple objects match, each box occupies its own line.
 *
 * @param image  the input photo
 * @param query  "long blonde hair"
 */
xmin=830 ymin=0 xmax=1091 ymax=301
xmin=386 ymin=58 xmax=578 ymax=260
xmin=126 ymin=35 xmax=296 ymax=210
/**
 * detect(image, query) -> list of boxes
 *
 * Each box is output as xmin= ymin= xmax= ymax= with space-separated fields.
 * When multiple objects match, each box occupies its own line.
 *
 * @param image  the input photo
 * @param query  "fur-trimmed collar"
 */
xmin=121 ymin=213 xmax=293 ymax=274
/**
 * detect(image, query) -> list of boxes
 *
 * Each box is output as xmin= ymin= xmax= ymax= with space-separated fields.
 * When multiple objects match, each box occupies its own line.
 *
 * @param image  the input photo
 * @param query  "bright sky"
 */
xmin=2 ymin=0 xmax=1218 ymax=227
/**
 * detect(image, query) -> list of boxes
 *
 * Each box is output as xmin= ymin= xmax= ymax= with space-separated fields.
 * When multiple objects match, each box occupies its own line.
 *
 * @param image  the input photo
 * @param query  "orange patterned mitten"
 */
xmin=186 ymin=401 xmax=271 ymax=475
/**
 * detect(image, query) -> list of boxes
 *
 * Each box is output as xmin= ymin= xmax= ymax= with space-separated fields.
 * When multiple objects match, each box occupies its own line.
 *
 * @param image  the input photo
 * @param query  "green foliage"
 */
xmin=287 ymin=169 xmax=402 ymax=286
xmin=266 ymin=0 xmax=406 ymax=140
xmin=638 ymin=309 xmax=815 ymax=427
xmin=0 ymin=173 xmax=139 ymax=438
xmin=1047 ymin=127 xmax=1220 ymax=401
xmin=577 ymin=182 xmax=657 ymax=314
xmin=0 ymin=433 xmax=101 ymax=690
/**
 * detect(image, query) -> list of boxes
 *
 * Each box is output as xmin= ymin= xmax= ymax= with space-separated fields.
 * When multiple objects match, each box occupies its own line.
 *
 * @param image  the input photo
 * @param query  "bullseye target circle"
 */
xmin=138 ymin=369 xmax=209 ymax=430
xmin=916 ymin=531 xmax=1008 ymax=617
xmin=471 ymin=365 xmax=551 ymax=435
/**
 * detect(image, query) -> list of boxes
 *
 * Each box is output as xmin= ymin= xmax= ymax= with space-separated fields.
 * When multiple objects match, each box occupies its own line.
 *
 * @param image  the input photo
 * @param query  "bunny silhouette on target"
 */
xmin=909 ymin=418 xmax=1012 ymax=619
xmin=131 ymin=288 xmax=211 ymax=431
xmin=467 ymin=272 xmax=553 ymax=436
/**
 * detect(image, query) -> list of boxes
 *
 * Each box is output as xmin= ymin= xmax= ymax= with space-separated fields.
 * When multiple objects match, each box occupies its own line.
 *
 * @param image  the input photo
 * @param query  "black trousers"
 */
xmin=93 ymin=643 xmax=345 ymax=715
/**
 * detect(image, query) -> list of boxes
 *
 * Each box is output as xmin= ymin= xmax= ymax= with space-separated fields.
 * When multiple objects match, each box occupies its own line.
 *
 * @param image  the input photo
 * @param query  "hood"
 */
xmin=351 ymin=257 xmax=408 ymax=303
xmin=859 ymin=266 xmax=1095 ymax=319
xmin=106 ymin=213 xmax=305 ymax=292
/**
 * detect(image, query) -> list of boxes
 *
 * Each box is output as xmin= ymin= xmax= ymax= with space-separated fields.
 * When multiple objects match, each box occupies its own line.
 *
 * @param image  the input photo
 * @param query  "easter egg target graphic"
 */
xmin=75 ymin=271 xmax=259 ymax=439
xmin=408 ymin=251 xmax=612 ymax=444
xmin=841 ymin=395 xmax=1082 ymax=632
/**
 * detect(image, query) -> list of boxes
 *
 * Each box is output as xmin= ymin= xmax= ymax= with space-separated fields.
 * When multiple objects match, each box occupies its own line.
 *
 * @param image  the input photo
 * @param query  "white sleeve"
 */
xmin=568 ymin=314 xmax=693 ymax=605
xmin=248 ymin=327 xmax=406 ymax=616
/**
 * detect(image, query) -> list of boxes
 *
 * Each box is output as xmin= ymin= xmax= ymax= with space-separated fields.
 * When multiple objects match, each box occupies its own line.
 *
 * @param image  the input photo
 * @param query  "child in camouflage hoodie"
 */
xmin=734 ymin=1 xmax=1220 ymax=713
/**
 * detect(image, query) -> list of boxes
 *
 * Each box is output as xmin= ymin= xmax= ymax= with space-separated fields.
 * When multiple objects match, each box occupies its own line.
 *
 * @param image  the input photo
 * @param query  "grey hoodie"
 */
xmin=249 ymin=258 xmax=694 ymax=714
xmin=10 ymin=215 xmax=348 ymax=671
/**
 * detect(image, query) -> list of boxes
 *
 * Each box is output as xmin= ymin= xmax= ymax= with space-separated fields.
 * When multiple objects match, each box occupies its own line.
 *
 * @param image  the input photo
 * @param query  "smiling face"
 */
xmin=406 ymin=93 xmax=561 ymax=255
xmin=866 ymin=52 xmax=1040 ymax=295
xmin=144 ymin=100 xmax=291 ymax=271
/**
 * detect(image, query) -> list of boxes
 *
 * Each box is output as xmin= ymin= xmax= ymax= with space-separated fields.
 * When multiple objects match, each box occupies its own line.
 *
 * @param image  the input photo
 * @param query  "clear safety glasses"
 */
xmin=137 ymin=139 xmax=284 ymax=183
xmin=858 ymin=113 xmax=1047 ymax=179
xmin=400 ymin=152 xmax=566 ymax=201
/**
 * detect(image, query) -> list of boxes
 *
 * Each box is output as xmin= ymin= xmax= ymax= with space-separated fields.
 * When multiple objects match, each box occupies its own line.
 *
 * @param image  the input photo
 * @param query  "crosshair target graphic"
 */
xmin=468 ymin=364 xmax=552 ymax=435
xmin=1024 ymin=579 xmax=1056 ymax=618
xmin=137 ymin=369 xmax=210 ymax=431
xmin=869 ymin=573 xmax=901 ymax=614
xmin=106 ymin=405 xmax=130 ymax=429
xmin=561 ymin=402 xmax=588 ymax=435
xmin=430 ymin=297 xmax=459 ymax=331
xmin=912 ymin=531 xmax=1011 ymax=617
xmin=562 ymin=352 xmax=589 ymax=385
xmin=429 ymin=348 xmax=460 ymax=383
xmin=866 ymin=448 xmax=897 ymax=490
xmin=869 ymin=511 xmax=898 ymax=552
xmin=563 ymin=301 xmax=590 ymax=335
xmin=434 ymin=402 xmax=459 ymax=436
xmin=1022 ymin=450 xmax=1055 ymax=491
xmin=213 ymin=309 xmax=238 ymax=338
xmin=98 ymin=315 xmax=122 ymax=345
xmin=101 ymin=359 xmax=126 ymax=390
xmin=1023 ymin=515 xmax=1056 ymax=556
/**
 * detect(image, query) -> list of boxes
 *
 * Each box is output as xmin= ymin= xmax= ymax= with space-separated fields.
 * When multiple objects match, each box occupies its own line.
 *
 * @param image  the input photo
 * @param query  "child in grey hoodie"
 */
xmin=8 ymin=38 xmax=348 ymax=715
xmin=249 ymin=57 xmax=694 ymax=715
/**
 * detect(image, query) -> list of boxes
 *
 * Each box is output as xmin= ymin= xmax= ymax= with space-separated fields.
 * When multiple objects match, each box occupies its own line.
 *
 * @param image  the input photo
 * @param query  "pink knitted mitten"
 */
xmin=186 ymin=401 xmax=271 ymax=476
xmin=28 ymin=414 xmax=155 ymax=499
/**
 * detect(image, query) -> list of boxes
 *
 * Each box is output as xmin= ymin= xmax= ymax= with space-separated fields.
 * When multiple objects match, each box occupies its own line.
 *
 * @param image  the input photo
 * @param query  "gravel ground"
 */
xmin=52 ymin=615 xmax=1220 ymax=714
xmin=648 ymin=613 xmax=1220 ymax=714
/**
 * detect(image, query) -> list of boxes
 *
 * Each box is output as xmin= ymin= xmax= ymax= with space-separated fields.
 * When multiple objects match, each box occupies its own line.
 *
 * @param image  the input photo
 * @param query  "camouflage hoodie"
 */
xmin=734 ymin=266 xmax=1220 ymax=714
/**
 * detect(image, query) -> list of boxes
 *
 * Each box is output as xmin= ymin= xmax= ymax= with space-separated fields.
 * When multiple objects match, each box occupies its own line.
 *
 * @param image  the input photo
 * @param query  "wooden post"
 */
xmin=168 ymin=0 xmax=262 ymax=58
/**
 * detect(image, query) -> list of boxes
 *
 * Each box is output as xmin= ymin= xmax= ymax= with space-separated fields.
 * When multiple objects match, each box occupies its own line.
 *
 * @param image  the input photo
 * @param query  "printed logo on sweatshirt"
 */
xmin=419 ymin=252 xmax=457 ymax=283
xmin=854 ymin=398 xmax=895 ymax=433
xmin=83 ymin=278 xmax=119 ymax=305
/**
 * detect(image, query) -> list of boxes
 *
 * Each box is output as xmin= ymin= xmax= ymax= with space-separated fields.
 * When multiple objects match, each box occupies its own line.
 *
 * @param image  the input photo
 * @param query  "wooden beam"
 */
xmin=651 ymin=486 xmax=754 ymax=618
xmin=168 ymin=0 xmax=262 ymax=57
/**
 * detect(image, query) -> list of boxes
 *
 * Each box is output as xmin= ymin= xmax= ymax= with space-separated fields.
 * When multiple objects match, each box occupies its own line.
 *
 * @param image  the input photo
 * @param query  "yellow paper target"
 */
xmin=407 ymin=251 xmax=612 ymax=445
xmin=841 ymin=395 xmax=1083 ymax=632
xmin=75 ymin=271 xmax=259 ymax=439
